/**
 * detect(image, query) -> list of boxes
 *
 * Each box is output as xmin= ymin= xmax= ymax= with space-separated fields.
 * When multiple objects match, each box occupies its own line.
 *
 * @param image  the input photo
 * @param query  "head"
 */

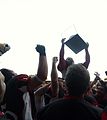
xmin=65 ymin=63 xmax=90 ymax=97
xmin=66 ymin=57 xmax=74 ymax=66
xmin=0 ymin=68 xmax=17 ymax=85
xmin=0 ymin=43 xmax=10 ymax=56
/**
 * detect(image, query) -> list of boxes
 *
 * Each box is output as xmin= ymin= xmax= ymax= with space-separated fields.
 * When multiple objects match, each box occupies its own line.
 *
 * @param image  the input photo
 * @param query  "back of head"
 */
xmin=66 ymin=57 xmax=74 ymax=66
xmin=65 ymin=63 xmax=90 ymax=96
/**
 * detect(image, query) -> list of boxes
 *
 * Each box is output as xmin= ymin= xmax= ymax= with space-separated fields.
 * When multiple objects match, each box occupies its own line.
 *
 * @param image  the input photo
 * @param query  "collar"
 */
xmin=64 ymin=95 xmax=83 ymax=100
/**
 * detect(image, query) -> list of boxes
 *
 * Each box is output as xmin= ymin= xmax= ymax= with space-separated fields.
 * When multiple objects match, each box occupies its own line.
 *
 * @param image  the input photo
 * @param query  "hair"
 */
xmin=66 ymin=57 xmax=74 ymax=66
xmin=65 ymin=63 xmax=90 ymax=96
xmin=0 ymin=68 xmax=17 ymax=85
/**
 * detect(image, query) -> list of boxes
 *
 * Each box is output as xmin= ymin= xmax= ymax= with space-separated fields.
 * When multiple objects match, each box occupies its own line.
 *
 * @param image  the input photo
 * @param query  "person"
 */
xmin=37 ymin=64 xmax=102 ymax=120
xmin=1 ymin=44 xmax=48 ymax=120
xmin=57 ymin=38 xmax=90 ymax=79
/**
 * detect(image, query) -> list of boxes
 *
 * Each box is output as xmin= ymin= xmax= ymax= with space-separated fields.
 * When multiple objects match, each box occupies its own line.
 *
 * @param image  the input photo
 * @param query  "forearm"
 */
xmin=60 ymin=44 xmax=64 ymax=59
xmin=85 ymin=49 xmax=90 ymax=63
xmin=58 ymin=44 xmax=67 ymax=71
xmin=51 ymin=63 xmax=59 ymax=97
xmin=83 ymin=48 xmax=90 ymax=69
xmin=36 ymin=45 xmax=48 ymax=81
xmin=37 ymin=55 xmax=48 ymax=81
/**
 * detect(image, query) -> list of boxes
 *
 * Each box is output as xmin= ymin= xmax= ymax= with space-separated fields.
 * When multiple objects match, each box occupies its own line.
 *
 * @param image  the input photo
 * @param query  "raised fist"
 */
xmin=35 ymin=44 xmax=46 ymax=55
xmin=52 ymin=57 xmax=58 ymax=64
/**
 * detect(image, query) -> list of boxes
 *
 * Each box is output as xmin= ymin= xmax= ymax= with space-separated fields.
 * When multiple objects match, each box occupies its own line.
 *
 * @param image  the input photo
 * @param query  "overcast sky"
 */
xmin=0 ymin=0 xmax=107 ymax=80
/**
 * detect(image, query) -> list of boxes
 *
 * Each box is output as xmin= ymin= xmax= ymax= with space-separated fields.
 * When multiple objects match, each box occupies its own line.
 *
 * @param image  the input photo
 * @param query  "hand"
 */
xmin=61 ymin=38 xmax=66 ymax=44
xmin=94 ymin=72 xmax=100 ymax=77
xmin=52 ymin=57 xmax=58 ymax=64
xmin=85 ymin=42 xmax=89 ymax=49
xmin=35 ymin=44 xmax=46 ymax=55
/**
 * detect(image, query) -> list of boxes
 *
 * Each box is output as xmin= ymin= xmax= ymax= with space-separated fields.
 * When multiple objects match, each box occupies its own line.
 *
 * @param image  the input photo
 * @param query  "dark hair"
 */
xmin=105 ymin=71 xmax=107 ymax=76
xmin=65 ymin=64 xmax=90 ymax=96
xmin=0 ymin=68 xmax=16 ymax=85
xmin=66 ymin=57 xmax=74 ymax=66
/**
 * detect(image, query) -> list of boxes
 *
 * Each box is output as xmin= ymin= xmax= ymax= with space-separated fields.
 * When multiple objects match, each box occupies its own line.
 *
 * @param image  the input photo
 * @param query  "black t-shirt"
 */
xmin=37 ymin=98 xmax=102 ymax=120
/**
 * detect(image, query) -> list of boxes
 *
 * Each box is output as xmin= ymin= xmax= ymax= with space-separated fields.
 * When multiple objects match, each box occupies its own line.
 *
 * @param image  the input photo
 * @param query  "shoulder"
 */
xmin=82 ymin=100 xmax=103 ymax=117
xmin=37 ymin=99 xmax=64 ymax=117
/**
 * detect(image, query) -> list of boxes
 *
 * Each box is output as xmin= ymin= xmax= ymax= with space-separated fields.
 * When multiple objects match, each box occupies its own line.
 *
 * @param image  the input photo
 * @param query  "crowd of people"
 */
xmin=0 ymin=39 xmax=107 ymax=120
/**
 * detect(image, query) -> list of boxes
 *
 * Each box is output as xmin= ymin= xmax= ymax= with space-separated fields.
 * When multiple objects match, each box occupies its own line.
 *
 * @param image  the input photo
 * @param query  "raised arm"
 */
xmin=28 ymin=44 xmax=48 ymax=90
xmin=82 ymin=43 xmax=90 ymax=69
xmin=35 ymin=44 xmax=48 ymax=81
xmin=57 ymin=38 xmax=67 ymax=71
xmin=51 ymin=57 xmax=59 ymax=98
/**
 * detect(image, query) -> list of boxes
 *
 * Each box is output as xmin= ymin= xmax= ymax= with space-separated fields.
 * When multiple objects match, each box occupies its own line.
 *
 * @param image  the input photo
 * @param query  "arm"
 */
xmin=90 ymin=72 xmax=100 ymax=89
xmin=82 ymin=43 xmax=90 ymax=69
xmin=36 ymin=45 xmax=48 ymax=81
xmin=28 ymin=45 xmax=48 ymax=91
xmin=51 ymin=57 xmax=59 ymax=98
xmin=57 ymin=38 xmax=67 ymax=71
xmin=34 ymin=83 xmax=51 ymax=111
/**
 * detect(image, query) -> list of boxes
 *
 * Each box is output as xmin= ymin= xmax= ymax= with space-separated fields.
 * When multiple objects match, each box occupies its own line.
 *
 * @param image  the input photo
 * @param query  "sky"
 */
xmin=0 ymin=0 xmax=107 ymax=81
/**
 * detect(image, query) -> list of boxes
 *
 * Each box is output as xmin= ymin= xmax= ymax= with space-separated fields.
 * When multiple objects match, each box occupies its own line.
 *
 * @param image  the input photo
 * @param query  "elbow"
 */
xmin=37 ymin=74 xmax=47 ymax=81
